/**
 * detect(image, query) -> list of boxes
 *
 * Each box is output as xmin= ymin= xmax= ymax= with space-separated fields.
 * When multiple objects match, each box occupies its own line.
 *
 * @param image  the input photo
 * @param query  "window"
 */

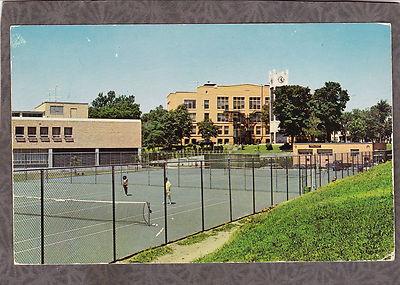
xmin=265 ymin=127 xmax=270 ymax=134
xmin=52 ymin=127 xmax=61 ymax=136
xmin=217 ymin=97 xmax=229 ymax=110
xmin=255 ymin=126 xmax=261 ymax=135
xmin=204 ymin=113 xmax=210 ymax=120
xmin=249 ymin=97 xmax=261 ymax=109
xmin=27 ymin=127 xmax=37 ymax=142
xmin=184 ymin=138 xmax=190 ymax=145
xmin=204 ymin=100 xmax=209 ymax=109
xmin=191 ymin=126 xmax=196 ymax=134
xmin=317 ymin=149 xmax=333 ymax=155
xmin=40 ymin=127 xmax=50 ymax=142
xmin=233 ymin=97 xmax=245 ymax=110
xmin=217 ymin=138 xmax=223 ymax=144
xmin=64 ymin=127 xmax=73 ymax=136
xmin=184 ymin=99 xmax=196 ymax=109
xmin=217 ymin=113 xmax=228 ymax=122
xmin=224 ymin=126 xmax=229 ymax=135
xmin=189 ymin=113 xmax=196 ymax=122
xmin=191 ymin=138 xmax=197 ymax=144
xmin=350 ymin=149 xmax=360 ymax=156
xmin=224 ymin=139 xmax=230 ymax=144
xmin=298 ymin=149 xmax=313 ymax=155
xmin=50 ymin=106 xmax=64 ymax=115
xmin=217 ymin=126 xmax=223 ymax=135
xmin=265 ymin=97 xmax=270 ymax=105
xmin=15 ymin=126 xmax=24 ymax=136
xmin=40 ymin=127 xmax=49 ymax=136
xmin=28 ymin=127 xmax=37 ymax=136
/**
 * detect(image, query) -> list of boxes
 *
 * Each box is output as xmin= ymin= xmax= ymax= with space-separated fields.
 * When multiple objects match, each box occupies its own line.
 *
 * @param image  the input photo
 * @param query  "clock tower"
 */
xmin=269 ymin=70 xmax=289 ymax=143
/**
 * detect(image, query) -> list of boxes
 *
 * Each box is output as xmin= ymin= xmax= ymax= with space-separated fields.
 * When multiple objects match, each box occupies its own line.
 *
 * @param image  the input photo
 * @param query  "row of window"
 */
xmin=191 ymin=125 xmax=268 ymax=136
xmin=14 ymin=126 xmax=74 ymax=142
xmin=298 ymin=149 xmax=360 ymax=156
xmin=183 ymin=97 xmax=269 ymax=110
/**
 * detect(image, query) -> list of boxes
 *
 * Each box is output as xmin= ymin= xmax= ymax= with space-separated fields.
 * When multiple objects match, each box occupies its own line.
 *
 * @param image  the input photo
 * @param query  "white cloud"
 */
xmin=115 ymin=52 xmax=119 ymax=58
xmin=86 ymin=37 xmax=91 ymax=42
xmin=11 ymin=34 xmax=26 ymax=48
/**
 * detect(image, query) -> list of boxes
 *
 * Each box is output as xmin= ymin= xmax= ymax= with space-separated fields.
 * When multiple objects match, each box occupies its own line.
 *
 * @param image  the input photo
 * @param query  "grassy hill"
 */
xmin=196 ymin=162 xmax=394 ymax=262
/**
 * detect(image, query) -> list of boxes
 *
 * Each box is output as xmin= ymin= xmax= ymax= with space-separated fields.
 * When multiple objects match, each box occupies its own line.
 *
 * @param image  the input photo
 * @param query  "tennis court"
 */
xmin=13 ymin=156 xmax=366 ymax=264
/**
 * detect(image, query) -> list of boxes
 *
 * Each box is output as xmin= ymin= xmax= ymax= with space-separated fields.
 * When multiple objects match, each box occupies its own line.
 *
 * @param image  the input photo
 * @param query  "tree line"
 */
xmin=88 ymin=86 xmax=392 ymax=150
xmin=273 ymin=82 xmax=392 ymax=145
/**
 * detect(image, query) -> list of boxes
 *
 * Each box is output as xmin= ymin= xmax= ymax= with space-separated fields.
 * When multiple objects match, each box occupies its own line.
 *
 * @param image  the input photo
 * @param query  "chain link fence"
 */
xmin=13 ymin=150 xmax=391 ymax=264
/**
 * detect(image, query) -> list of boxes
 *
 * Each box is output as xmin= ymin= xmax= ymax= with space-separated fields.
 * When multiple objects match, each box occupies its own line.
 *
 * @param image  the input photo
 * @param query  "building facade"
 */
xmin=167 ymin=83 xmax=271 ymax=145
xmin=12 ymin=102 xmax=141 ymax=168
xmin=292 ymin=142 xmax=386 ymax=167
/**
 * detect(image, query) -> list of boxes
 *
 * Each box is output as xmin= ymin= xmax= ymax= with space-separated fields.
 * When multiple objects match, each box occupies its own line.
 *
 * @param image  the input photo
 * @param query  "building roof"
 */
xmin=12 ymin=117 xmax=141 ymax=123
xmin=35 ymin=101 xmax=88 ymax=108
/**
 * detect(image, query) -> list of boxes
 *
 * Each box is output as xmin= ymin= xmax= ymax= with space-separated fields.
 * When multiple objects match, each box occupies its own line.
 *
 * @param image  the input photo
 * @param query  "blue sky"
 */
xmin=10 ymin=23 xmax=392 ymax=113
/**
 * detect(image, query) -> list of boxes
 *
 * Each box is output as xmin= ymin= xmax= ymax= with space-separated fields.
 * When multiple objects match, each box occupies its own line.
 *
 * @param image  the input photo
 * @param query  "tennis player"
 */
xmin=122 ymin=175 xmax=132 ymax=196
xmin=165 ymin=177 xmax=173 ymax=204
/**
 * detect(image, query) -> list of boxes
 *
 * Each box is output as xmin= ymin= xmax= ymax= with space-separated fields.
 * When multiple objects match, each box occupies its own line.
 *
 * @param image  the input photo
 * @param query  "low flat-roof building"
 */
xmin=292 ymin=142 xmax=387 ymax=167
xmin=12 ymin=102 xmax=141 ymax=168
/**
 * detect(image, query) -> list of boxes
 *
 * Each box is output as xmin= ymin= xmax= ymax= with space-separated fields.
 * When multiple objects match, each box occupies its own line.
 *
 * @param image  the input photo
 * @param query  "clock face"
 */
xmin=278 ymin=76 xmax=285 ymax=84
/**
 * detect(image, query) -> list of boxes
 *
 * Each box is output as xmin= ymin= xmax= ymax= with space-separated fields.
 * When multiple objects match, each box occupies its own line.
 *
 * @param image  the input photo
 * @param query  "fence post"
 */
xmin=244 ymin=157 xmax=247 ymax=191
xmin=163 ymin=162 xmax=168 ymax=244
xmin=111 ymin=166 xmax=116 ymax=262
xmin=178 ymin=158 xmax=181 ymax=188
xmin=334 ymin=153 xmax=338 ymax=179
xmin=285 ymin=156 xmax=289 ymax=200
xmin=305 ymin=155 xmax=308 ymax=187
xmin=95 ymin=166 xmax=97 ymax=184
xmin=147 ymin=163 xmax=150 ymax=186
xmin=327 ymin=154 xmax=330 ymax=182
xmin=70 ymin=168 xmax=73 ymax=184
xmin=209 ymin=160 xmax=212 ymax=189
xmin=357 ymin=153 xmax=360 ymax=173
xmin=228 ymin=158 xmax=232 ymax=222
xmin=341 ymin=153 xmax=344 ymax=179
xmin=40 ymin=169 xmax=45 ymax=264
xmin=313 ymin=154 xmax=317 ymax=189
xmin=270 ymin=157 xmax=274 ymax=206
xmin=252 ymin=157 xmax=255 ymax=214
xmin=347 ymin=153 xmax=350 ymax=176
xmin=200 ymin=161 xmax=205 ymax=231
xmin=352 ymin=153 xmax=355 ymax=175
xmin=318 ymin=154 xmax=322 ymax=188
xmin=298 ymin=156 xmax=301 ymax=196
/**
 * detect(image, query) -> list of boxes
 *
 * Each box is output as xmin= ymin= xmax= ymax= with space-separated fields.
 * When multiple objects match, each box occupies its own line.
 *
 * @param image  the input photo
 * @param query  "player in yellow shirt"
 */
xmin=165 ymin=177 xmax=173 ymax=204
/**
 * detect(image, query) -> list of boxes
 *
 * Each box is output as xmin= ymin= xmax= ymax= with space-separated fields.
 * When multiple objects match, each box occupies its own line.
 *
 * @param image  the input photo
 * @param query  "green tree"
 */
xmin=169 ymin=104 xmax=193 ymax=147
xmin=197 ymin=119 xmax=218 ymax=142
xmin=370 ymin=100 xmax=392 ymax=142
xmin=339 ymin=111 xmax=352 ymax=142
xmin=272 ymin=85 xmax=312 ymax=146
xmin=304 ymin=113 xmax=324 ymax=142
xmin=311 ymin=82 xmax=350 ymax=142
xmin=142 ymin=106 xmax=169 ymax=150
xmin=89 ymin=91 xmax=141 ymax=119
xmin=347 ymin=109 xmax=368 ymax=142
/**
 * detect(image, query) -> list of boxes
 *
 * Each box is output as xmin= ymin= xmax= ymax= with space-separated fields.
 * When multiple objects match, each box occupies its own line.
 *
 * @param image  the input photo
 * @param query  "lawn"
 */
xmin=196 ymin=161 xmax=394 ymax=262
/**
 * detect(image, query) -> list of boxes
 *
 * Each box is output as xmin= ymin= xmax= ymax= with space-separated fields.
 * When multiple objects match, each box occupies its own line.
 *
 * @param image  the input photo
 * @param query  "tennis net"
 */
xmin=14 ymin=195 xmax=151 ymax=226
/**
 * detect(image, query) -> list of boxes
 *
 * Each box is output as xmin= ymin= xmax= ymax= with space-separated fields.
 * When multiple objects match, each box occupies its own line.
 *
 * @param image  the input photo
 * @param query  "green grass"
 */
xmin=225 ymin=144 xmax=286 ymax=154
xmin=125 ymin=246 xmax=173 ymax=263
xmin=387 ymin=143 xmax=392 ymax=150
xmin=196 ymin=162 xmax=394 ymax=262
xmin=176 ymin=232 xmax=213 ymax=246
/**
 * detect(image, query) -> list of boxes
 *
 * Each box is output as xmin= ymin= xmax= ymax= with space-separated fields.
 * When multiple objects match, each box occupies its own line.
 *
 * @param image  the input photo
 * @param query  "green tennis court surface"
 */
xmin=13 ymin=165 xmax=359 ymax=264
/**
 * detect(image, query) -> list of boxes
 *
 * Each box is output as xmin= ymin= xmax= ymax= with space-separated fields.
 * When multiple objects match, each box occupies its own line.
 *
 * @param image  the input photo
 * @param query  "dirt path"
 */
xmin=151 ymin=226 xmax=239 ymax=263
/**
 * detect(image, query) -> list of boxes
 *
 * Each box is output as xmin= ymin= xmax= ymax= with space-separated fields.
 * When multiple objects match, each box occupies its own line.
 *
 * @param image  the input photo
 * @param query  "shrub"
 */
xmin=266 ymin=143 xmax=273 ymax=150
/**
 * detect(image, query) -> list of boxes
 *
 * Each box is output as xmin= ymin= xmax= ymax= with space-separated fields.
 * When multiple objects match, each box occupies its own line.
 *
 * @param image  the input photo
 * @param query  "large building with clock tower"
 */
xmin=166 ymin=70 xmax=289 ymax=145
